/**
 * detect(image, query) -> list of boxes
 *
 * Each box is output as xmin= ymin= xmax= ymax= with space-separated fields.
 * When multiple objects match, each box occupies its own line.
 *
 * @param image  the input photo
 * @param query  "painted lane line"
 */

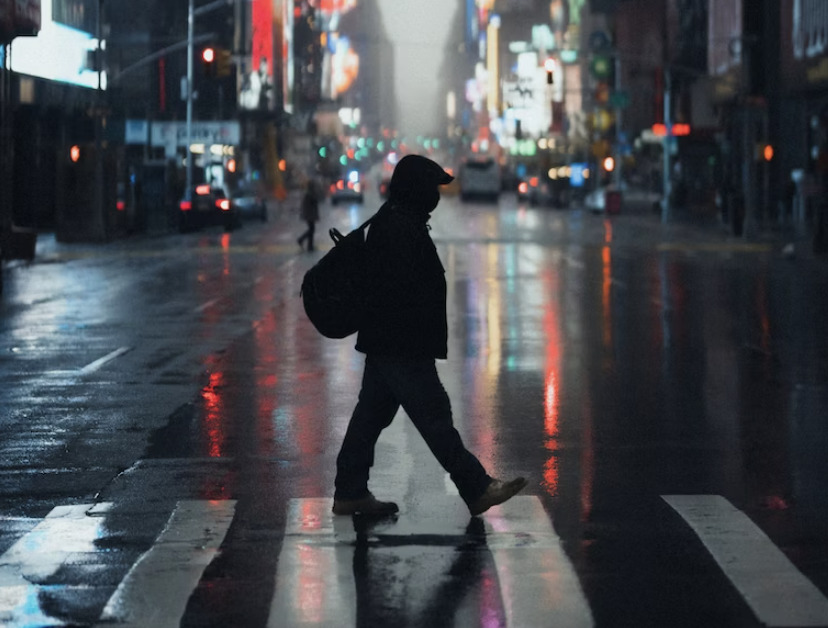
xmin=194 ymin=297 xmax=221 ymax=313
xmin=269 ymin=497 xmax=593 ymax=628
xmin=0 ymin=503 xmax=111 ymax=627
xmin=98 ymin=499 xmax=236 ymax=628
xmin=664 ymin=495 xmax=828 ymax=627
xmin=486 ymin=496 xmax=595 ymax=628
xmin=79 ymin=346 xmax=132 ymax=375
xmin=268 ymin=498 xmax=357 ymax=628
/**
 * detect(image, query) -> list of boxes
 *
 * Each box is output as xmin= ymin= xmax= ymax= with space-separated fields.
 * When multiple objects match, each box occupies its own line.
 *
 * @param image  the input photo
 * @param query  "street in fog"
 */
xmin=1 ymin=188 xmax=828 ymax=627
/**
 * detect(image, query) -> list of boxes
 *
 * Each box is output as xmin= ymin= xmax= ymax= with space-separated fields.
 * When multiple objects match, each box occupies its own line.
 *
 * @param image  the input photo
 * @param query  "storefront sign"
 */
xmin=150 ymin=121 xmax=241 ymax=148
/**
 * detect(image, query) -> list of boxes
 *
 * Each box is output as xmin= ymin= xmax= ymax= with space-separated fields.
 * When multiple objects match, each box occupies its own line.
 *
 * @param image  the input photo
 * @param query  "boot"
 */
xmin=332 ymin=492 xmax=399 ymax=516
xmin=468 ymin=477 xmax=528 ymax=516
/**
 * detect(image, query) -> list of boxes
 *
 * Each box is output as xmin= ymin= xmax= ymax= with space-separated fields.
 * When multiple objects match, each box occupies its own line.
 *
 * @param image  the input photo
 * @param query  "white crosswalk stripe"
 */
xmin=485 ymin=496 xmax=593 ymax=628
xmin=0 ymin=503 xmax=111 ymax=627
xmin=0 ymin=500 xmax=235 ymax=628
xmin=0 ymin=496 xmax=826 ymax=626
xmin=268 ymin=496 xmax=594 ymax=628
xmin=664 ymin=495 xmax=828 ymax=627
xmin=97 ymin=499 xmax=236 ymax=628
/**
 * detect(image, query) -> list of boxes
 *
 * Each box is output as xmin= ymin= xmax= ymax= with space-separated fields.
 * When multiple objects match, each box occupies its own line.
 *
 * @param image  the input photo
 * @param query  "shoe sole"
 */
xmin=332 ymin=503 xmax=399 ymax=516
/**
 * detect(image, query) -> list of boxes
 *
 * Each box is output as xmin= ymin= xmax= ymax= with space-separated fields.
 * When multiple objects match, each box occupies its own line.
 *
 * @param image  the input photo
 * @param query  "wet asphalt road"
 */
xmin=1 ymin=189 xmax=828 ymax=627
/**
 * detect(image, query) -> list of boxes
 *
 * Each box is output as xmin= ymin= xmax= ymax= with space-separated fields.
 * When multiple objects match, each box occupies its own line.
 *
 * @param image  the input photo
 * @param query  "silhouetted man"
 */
xmin=333 ymin=154 xmax=527 ymax=517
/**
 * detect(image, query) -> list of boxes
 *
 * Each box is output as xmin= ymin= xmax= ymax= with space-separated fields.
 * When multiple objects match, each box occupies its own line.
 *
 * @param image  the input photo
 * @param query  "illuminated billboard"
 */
xmin=240 ymin=0 xmax=293 ymax=111
xmin=9 ymin=0 xmax=102 ymax=89
xmin=318 ymin=0 xmax=357 ymax=17
xmin=240 ymin=0 xmax=274 ymax=110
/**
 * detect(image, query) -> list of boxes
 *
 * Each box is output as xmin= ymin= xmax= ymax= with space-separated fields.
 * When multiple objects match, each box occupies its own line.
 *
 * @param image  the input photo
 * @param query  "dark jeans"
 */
xmin=334 ymin=355 xmax=491 ymax=505
xmin=298 ymin=220 xmax=316 ymax=250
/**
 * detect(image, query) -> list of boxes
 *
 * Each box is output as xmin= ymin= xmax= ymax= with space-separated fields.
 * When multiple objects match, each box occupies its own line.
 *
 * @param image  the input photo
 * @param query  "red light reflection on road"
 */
xmin=602 ymin=254 xmax=613 ymax=349
xmin=479 ymin=567 xmax=503 ymax=627
xmin=201 ymin=369 xmax=227 ymax=458
xmin=541 ymin=268 xmax=561 ymax=496
xmin=220 ymin=233 xmax=231 ymax=276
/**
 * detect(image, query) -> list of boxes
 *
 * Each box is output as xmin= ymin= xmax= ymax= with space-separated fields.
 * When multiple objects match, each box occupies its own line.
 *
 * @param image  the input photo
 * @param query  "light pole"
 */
xmin=185 ymin=0 xmax=194 ymax=203
xmin=661 ymin=68 xmax=672 ymax=224
xmin=185 ymin=0 xmax=233 ymax=202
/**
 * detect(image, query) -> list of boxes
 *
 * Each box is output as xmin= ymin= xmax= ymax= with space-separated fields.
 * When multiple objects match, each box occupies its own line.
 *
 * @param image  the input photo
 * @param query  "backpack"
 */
xmin=300 ymin=215 xmax=375 ymax=338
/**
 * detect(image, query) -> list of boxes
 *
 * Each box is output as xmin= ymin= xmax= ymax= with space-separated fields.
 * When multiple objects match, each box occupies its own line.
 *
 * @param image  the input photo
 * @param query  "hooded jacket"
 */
xmin=355 ymin=156 xmax=453 ymax=359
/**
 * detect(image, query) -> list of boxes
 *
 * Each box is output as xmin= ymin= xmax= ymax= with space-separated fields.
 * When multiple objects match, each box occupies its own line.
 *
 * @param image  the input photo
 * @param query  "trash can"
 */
xmin=605 ymin=190 xmax=622 ymax=215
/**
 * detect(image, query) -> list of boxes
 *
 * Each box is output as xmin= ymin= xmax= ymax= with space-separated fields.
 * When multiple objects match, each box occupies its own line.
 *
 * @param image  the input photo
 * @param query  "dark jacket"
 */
xmin=300 ymin=185 xmax=320 ymax=222
xmin=355 ymin=201 xmax=448 ymax=359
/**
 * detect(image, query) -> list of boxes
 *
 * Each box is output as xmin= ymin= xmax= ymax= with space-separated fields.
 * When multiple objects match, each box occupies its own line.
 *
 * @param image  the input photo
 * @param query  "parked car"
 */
xmin=229 ymin=182 xmax=267 ymax=222
xmin=459 ymin=157 xmax=501 ymax=202
xmin=178 ymin=184 xmax=241 ymax=232
xmin=329 ymin=170 xmax=364 ymax=205
xmin=518 ymin=168 xmax=571 ymax=208
xmin=517 ymin=175 xmax=542 ymax=203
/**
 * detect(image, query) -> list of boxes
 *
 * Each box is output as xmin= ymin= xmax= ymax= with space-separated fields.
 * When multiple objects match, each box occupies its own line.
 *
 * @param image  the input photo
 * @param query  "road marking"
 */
xmin=268 ymin=496 xmax=594 ymax=628
xmin=79 ymin=346 xmax=131 ymax=375
xmin=98 ymin=499 xmax=236 ymax=628
xmin=486 ymin=496 xmax=594 ymax=628
xmin=0 ymin=503 xmax=110 ymax=627
xmin=664 ymin=494 xmax=828 ymax=627
xmin=194 ymin=297 xmax=220 ymax=313
xmin=269 ymin=498 xmax=357 ymax=628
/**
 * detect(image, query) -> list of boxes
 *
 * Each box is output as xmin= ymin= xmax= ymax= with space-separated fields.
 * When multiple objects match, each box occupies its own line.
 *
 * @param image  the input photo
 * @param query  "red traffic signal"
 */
xmin=202 ymin=47 xmax=215 ymax=63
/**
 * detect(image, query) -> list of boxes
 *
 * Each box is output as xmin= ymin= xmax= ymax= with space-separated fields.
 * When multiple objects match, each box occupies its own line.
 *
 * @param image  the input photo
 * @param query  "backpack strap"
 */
xmin=329 ymin=214 xmax=376 ymax=244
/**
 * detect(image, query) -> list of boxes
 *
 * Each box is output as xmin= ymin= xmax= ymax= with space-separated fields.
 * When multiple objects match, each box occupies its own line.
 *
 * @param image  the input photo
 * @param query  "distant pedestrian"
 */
xmin=297 ymin=179 xmax=320 ymax=251
xmin=332 ymin=154 xmax=528 ymax=517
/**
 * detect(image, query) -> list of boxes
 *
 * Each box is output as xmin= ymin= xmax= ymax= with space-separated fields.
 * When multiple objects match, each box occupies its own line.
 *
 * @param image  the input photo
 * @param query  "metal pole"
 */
xmin=661 ymin=68 xmax=671 ymax=223
xmin=613 ymin=54 xmax=622 ymax=189
xmin=93 ymin=0 xmax=105 ymax=239
xmin=185 ymin=0 xmax=194 ymax=202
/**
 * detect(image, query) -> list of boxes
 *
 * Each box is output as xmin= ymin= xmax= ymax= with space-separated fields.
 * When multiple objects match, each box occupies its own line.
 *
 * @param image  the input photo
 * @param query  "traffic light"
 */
xmin=602 ymin=156 xmax=616 ymax=172
xmin=202 ymin=47 xmax=215 ymax=76
xmin=215 ymin=48 xmax=232 ymax=78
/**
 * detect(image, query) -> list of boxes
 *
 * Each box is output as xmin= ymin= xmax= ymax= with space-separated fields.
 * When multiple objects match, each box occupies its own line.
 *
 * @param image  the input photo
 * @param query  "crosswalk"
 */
xmin=1 ymin=495 xmax=827 ymax=627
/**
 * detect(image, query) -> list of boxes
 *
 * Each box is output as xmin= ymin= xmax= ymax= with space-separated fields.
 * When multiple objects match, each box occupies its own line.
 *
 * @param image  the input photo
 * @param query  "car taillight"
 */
xmin=216 ymin=199 xmax=231 ymax=211
xmin=337 ymin=180 xmax=345 ymax=190
xmin=529 ymin=176 xmax=539 ymax=187
xmin=518 ymin=182 xmax=528 ymax=194
xmin=196 ymin=184 xmax=211 ymax=196
xmin=116 ymin=200 xmax=125 ymax=211
xmin=180 ymin=200 xmax=192 ymax=211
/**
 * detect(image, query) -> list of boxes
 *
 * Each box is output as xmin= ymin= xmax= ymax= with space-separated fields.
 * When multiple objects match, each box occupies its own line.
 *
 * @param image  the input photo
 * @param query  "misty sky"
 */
xmin=377 ymin=0 xmax=461 ymax=138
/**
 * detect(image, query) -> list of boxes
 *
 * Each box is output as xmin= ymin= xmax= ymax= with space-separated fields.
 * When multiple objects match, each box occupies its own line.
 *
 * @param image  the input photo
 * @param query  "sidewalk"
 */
xmin=612 ymin=188 xmax=826 ymax=263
